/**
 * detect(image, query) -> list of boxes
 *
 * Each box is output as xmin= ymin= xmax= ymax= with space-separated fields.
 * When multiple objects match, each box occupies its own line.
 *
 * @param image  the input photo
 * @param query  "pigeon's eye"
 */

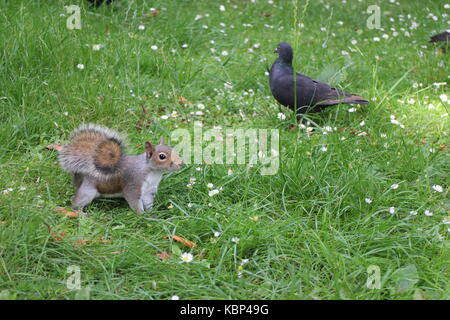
xmin=158 ymin=153 xmax=167 ymax=160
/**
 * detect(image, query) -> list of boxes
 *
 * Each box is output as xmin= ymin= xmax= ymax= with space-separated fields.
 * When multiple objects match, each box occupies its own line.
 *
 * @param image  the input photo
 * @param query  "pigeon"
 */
xmin=269 ymin=42 xmax=368 ymax=121
xmin=87 ymin=0 xmax=114 ymax=7
xmin=429 ymin=30 xmax=450 ymax=43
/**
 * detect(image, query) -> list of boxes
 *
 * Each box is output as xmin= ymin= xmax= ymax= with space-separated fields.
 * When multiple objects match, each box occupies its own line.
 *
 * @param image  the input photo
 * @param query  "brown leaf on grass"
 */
xmin=43 ymin=222 xmax=69 ymax=242
xmin=52 ymin=232 xmax=68 ymax=242
xmin=144 ymin=10 xmax=160 ymax=18
xmin=156 ymin=251 xmax=172 ymax=260
xmin=259 ymin=13 xmax=272 ymax=17
xmin=46 ymin=144 xmax=63 ymax=151
xmin=74 ymin=239 xmax=111 ymax=248
xmin=53 ymin=207 xmax=80 ymax=217
xmin=438 ymin=145 xmax=449 ymax=151
xmin=164 ymin=235 xmax=197 ymax=248
xmin=178 ymin=96 xmax=194 ymax=106
xmin=288 ymin=124 xmax=297 ymax=130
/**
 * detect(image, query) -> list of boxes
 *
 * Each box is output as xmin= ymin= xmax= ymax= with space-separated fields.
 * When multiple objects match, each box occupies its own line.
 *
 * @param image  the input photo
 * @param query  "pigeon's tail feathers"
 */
xmin=318 ymin=94 xmax=369 ymax=106
xmin=429 ymin=31 xmax=450 ymax=43
xmin=341 ymin=95 xmax=369 ymax=105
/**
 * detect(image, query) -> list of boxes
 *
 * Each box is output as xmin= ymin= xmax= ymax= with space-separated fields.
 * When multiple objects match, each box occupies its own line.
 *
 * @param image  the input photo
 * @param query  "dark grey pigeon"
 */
xmin=429 ymin=30 xmax=450 ymax=43
xmin=87 ymin=0 xmax=114 ymax=7
xmin=269 ymin=42 xmax=368 ymax=121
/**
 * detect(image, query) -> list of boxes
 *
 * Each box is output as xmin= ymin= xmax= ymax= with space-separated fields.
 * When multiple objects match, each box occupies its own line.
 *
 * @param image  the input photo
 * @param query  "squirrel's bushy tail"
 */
xmin=59 ymin=124 xmax=126 ymax=181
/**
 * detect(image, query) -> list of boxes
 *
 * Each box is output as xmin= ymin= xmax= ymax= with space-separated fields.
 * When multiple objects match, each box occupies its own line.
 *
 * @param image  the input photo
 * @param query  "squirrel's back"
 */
xmin=59 ymin=124 xmax=126 ymax=181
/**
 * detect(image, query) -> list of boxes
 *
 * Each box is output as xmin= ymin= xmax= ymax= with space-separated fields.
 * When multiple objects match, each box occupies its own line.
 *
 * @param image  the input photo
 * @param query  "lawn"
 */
xmin=0 ymin=0 xmax=448 ymax=300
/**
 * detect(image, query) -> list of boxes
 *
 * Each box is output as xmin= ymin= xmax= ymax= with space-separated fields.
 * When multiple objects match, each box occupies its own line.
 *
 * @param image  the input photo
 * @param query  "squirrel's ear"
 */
xmin=159 ymin=136 xmax=165 ymax=145
xmin=145 ymin=141 xmax=155 ymax=158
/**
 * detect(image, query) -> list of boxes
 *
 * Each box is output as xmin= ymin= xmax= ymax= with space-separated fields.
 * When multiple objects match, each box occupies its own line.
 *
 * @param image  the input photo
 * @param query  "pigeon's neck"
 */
xmin=275 ymin=58 xmax=293 ymax=71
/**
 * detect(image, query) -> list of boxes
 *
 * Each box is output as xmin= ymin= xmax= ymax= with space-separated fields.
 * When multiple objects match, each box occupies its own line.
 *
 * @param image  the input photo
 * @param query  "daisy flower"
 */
xmin=432 ymin=185 xmax=443 ymax=193
xmin=180 ymin=252 xmax=193 ymax=263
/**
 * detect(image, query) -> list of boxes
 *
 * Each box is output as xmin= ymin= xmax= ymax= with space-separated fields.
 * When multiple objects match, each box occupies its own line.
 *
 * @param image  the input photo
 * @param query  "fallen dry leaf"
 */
xmin=43 ymin=222 xmax=69 ymax=242
xmin=52 ymin=232 xmax=68 ymax=242
xmin=46 ymin=144 xmax=63 ymax=151
xmin=178 ymin=96 xmax=194 ymax=106
xmin=156 ymin=251 xmax=172 ymax=260
xmin=164 ymin=235 xmax=197 ymax=248
xmin=144 ymin=10 xmax=160 ymax=18
xmin=53 ymin=207 xmax=80 ymax=217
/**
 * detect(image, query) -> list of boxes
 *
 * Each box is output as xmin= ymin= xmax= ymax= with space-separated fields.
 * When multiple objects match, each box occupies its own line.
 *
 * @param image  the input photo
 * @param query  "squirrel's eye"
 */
xmin=159 ymin=153 xmax=167 ymax=160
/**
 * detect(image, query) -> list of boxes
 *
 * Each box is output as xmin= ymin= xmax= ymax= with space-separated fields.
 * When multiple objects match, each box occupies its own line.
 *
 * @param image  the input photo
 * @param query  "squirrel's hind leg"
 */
xmin=72 ymin=177 xmax=99 ymax=212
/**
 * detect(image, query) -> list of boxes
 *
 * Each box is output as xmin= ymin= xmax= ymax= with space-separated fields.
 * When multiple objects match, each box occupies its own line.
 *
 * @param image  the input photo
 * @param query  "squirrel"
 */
xmin=58 ymin=124 xmax=183 ymax=214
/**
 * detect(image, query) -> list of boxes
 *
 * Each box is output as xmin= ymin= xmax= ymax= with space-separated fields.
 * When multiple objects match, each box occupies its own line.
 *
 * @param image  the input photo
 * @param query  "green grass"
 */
xmin=0 ymin=0 xmax=449 ymax=300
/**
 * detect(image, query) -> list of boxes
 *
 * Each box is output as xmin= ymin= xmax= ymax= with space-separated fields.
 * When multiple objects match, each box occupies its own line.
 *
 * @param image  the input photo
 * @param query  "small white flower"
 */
xmin=320 ymin=146 xmax=328 ymax=152
xmin=219 ymin=5 xmax=225 ymax=11
xmin=2 ymin=188 xmax=13 ymax=194
xmin=227 ymin=169 xmax=234 ymax=175
xmin=221 ymin=50 xmax=229 ymax=56
xmin=160 ymin=115 xmax=169 ymax=120
xmin=208 ymin=189 xmax=220 ymax=197
xmin=409 ymin=210 xmax=418 ymax=215
xmin=92 ymin=44 xmax=102 ymax=51
xmin=76 ymin=63 xmax=85 ymax=70
xmin=214 ymin=231 xmax=221 ymax=237
xmin=197 ymin=103 xmax=205 ymax=109
xmin=207 ymin=183 xmax=214 ymax=189
xmin=424 ymin=210 xmax=433 ymax=216
xmin=351 ymin=39 xmax=358 ymax=45
xmin=389 ymin=207 xmax=395 ymax=214
xmin=439 ymin=94 xmax=448 ymax=102
xmin=138 ymin=25 xmax=145 ymax=30
xmin=181 ymin=43 xmax=188 ymax=49
xmin=181 ymin=252 xmax=193 ymax=263
xmin=151 ymin=45 xmax=158 ymax=50
xmin=277 ymin=112 xmax=286 ymax=120
xmin=171 ymin=295 xmax=180 ymax=300
xmin=348 ymin=107 xmax=357 ymax=112
xmin=390 ymin=184 xmax=399 ymax=190
xmin=432 ymin=185 xmax=443 ymax=192
xmin=231 ymin=237 xmax=240 ymax=244
xmin=359 ymin=120 xmax=365 ymax=126
xmin=365 ymin=198 xmax=372 ymax=204
xmin=373 ymin=37 xmax=380 ymax=42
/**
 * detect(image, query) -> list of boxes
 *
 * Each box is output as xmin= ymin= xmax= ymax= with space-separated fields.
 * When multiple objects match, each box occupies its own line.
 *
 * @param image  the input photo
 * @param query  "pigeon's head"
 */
xmin=274 ymin=42 xmax=293 ymax=64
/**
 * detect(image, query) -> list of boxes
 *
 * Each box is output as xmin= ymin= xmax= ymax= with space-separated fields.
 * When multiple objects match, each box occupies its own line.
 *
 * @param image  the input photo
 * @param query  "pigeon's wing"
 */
xmin=295 ymin=73 xmax=368 ymax=107
xmin=429 ymin=31 xmax=450 ymax=43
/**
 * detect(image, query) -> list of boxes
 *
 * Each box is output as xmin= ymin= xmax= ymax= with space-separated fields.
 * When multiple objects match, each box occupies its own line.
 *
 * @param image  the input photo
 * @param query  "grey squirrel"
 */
xmin=58 ymin=124 xmax=183 ymax=214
